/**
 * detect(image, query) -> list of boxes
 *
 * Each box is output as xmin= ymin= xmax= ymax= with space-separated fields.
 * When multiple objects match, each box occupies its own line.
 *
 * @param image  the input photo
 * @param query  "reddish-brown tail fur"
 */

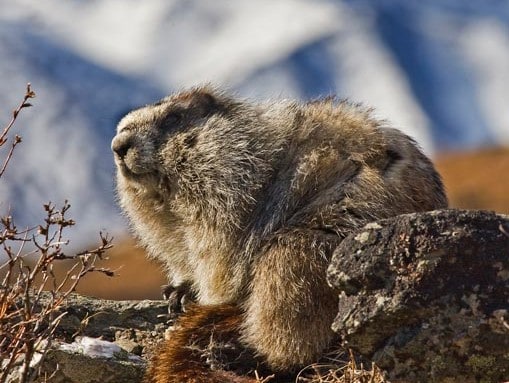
xmin=144 ymin=304 xmax=260 ymax=383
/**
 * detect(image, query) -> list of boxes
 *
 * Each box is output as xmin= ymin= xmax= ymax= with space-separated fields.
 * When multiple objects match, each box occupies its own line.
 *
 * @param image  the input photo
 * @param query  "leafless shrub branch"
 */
xmin=0 ymin=85 xmax=114 ymax=383
xmin=0 ymin=83 xmax=35 ymax=179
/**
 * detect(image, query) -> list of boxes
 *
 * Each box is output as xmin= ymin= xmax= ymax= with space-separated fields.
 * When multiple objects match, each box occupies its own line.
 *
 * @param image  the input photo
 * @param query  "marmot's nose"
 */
xmin=111 ymin=135 xmax=132 ymax=158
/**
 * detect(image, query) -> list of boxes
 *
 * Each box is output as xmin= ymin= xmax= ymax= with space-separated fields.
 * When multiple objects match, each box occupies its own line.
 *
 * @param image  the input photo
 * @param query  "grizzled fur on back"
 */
xmin=112 ymin=86 xmax=447 ymax=372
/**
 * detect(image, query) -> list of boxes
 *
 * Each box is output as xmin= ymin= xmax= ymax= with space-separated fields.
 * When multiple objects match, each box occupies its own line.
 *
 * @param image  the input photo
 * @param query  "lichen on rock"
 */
xmin=327 ymin=209 xmax=509 ymax=382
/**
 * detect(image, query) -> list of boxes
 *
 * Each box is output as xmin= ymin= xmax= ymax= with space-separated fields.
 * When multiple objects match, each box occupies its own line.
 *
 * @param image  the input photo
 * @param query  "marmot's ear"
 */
xmin=191 ymin=89 xmax=222 ymax=117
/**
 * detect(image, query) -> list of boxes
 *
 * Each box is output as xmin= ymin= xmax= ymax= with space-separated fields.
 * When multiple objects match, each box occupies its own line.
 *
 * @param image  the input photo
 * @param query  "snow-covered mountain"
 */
xmin=1 ymin=0 xmax=508 ymax=244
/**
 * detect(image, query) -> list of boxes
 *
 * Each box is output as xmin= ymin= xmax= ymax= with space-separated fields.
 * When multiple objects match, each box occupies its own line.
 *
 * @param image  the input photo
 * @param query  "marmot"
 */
xmin=112 ymin=86 xmax=447 ymax=382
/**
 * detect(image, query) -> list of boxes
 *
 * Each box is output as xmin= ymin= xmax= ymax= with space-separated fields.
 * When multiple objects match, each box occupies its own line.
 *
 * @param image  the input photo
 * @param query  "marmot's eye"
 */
xmin=164 ymin=112 xmax=183 ymax=128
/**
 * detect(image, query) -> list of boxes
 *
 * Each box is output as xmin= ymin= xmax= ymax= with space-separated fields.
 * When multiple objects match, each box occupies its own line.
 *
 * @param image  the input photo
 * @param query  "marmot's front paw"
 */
xmin=162 ymin=282 xmax=196 ymax=320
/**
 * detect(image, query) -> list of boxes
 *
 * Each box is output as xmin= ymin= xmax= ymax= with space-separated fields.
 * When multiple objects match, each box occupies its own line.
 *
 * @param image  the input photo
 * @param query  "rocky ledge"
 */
xmin=327 ymin=209 xmax=509 ymax=382
xmin=10 ymin=209 xmax=509 ymax=383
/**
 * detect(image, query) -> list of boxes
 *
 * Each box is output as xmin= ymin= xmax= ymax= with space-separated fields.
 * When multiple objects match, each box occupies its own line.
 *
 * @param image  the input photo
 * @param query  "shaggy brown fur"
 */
xmin=112 ymin=86 xmax=447 ymax=381
xmin=145 ymin=305 xmax=259 ymax=383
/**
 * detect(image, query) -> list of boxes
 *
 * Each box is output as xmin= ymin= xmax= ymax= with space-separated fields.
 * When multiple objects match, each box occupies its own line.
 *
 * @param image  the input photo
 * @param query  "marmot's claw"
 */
xmin=162 ymin=282 xmax=196 ymax=319
xmin=161 ymin=283 xmax=176 ymax=301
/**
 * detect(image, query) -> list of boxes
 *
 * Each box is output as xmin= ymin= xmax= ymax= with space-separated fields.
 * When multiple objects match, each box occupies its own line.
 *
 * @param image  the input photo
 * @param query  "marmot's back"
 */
xmin=111 ymin=87 xmax=447 ymax=380
xmin=243 ymin=99 xmax=447 ymax=244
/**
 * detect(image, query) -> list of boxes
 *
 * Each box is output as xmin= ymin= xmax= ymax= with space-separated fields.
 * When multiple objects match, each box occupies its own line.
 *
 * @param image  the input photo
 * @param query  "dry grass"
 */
xmin=295 ymin=351 xmax=387 ymax=383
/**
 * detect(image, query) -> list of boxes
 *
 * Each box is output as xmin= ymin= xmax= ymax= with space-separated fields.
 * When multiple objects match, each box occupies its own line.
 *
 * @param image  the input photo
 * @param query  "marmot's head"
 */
xmin=112 ymin=87 xmax=278 ymax=222
xmin=112 ymin=87 xmax=226 ymax=188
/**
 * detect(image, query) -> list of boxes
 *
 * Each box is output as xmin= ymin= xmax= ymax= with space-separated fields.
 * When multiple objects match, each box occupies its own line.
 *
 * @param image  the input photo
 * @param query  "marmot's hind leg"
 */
xmin=242 ymin=229 xmax=339 ymax=372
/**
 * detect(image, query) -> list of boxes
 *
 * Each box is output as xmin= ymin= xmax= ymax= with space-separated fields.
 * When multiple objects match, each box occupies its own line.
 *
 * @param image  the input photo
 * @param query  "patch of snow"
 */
xmin=59 ymin=336 xmax=122 ymax=358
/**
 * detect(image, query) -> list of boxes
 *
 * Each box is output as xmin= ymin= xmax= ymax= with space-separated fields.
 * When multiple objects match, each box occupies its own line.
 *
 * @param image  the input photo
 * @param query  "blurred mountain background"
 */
xmin=0 ymin=0 xmax=508 ymax=299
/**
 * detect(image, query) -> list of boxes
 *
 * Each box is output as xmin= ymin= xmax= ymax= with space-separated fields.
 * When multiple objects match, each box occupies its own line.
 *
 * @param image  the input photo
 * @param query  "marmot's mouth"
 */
xmin=116 ymin=159 xmax=173 ymax=195
xmin=115 ymin=159 xmax=158 ymax=184
xmin=114 ymin=153 xmax=154 ymax=177
xmin=116 ymin=161 xmax=136 ymax=178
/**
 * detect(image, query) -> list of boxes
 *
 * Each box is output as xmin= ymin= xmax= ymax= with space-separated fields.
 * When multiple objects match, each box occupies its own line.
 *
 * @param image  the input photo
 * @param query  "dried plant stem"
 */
xmin=0 ymin=85 xmax=114 ymax=383
xmin=0 ymin=83 xmax=35 ymax=179
xmin=0 ymin=83 xmax=35 ymax=145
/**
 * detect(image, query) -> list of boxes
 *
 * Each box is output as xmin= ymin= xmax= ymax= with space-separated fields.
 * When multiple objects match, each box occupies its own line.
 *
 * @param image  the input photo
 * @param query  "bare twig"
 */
xmin=0 ymin=203 xmax=115 ymax=383
xmin=0 ymin=85 xmax=115 ymax=383
xmin=0 ymin=84 xmax=35 ymax=145
xmin=0 ymin=83 xmax=35 ymax=179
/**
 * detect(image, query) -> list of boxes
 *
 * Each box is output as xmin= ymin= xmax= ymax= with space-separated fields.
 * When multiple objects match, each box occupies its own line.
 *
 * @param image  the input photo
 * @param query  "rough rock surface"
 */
xmin=14 ymin=209 xmax=509 ymax=382
xmin=327 ymin=209 xmax=509 ymax=383
xmin=39 ymin=345 xmax=145 ymax=383
xmin=32 ymin=294 xmax=169 ymax=383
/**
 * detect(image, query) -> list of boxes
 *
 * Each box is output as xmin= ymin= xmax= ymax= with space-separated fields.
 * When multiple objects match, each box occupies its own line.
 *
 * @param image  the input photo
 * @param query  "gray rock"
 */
xmin=39 ymin=338 xmax=145 ymax=383
xmin=24 ymin=294 xmax=170 ymax=383
xmin=11 ymin=210 xmax=509 ymax=382
xmin=48 ymin=293 xmax=170 ymax=342
xmin=327 ymin=209 xmax=509 ymax=382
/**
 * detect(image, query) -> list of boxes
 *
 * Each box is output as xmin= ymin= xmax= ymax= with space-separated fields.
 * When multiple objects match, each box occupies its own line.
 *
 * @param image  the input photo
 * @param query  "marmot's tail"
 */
xmin=144 ymin=304 xmax=261 ymax=383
